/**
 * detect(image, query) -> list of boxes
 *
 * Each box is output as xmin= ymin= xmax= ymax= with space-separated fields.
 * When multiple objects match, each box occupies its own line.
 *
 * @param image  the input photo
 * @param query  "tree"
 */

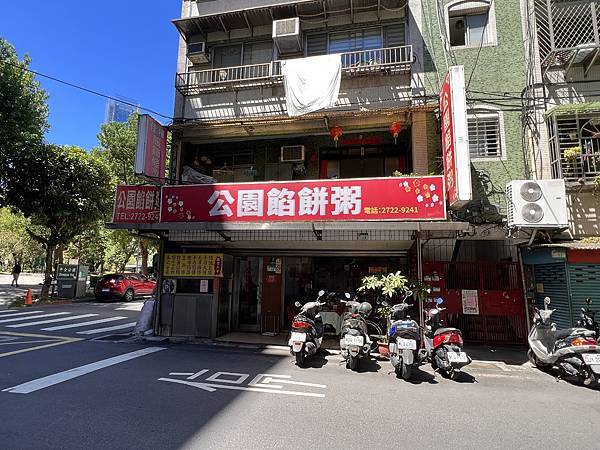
xmin=96 ymin=113 xmax=158 ymax=274
xmin=0 ymin=208 xmax=45 ymax=271
xmin=0 ymin=38 xmax=49 ymax=206
xmin=5 ymin=145 xmax=113 ymax=298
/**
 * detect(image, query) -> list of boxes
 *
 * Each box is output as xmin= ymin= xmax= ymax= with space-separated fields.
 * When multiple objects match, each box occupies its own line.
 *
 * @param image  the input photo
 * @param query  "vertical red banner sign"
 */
xmin=134 ymin=114 xmax=167 ymax=182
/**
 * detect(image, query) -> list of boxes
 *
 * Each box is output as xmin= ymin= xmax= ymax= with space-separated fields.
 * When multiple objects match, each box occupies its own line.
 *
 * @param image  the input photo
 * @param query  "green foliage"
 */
xmin=95 ymin=113 xmax=139 ymax=185
xmin=105 ymin=229 xmax=138 ymax=272
xmin=0 ymin=38 xmax=49 ymax=206
xmin=358 ymin=271 xmax=409 ymax=298
xmin=0 ymin=208 xmax=44 ymax=271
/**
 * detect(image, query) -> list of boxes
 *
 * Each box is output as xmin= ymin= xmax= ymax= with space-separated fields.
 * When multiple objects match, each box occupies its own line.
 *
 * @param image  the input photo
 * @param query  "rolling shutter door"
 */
xmin=533 ymin=263 xmax=572 ymax=328
xmin=568 ymin=264 xmax=600 ymax=321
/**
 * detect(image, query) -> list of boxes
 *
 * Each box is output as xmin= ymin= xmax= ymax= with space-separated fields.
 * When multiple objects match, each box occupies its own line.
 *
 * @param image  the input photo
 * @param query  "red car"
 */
xmin=94 ymin=273 xmax=156 ymax=302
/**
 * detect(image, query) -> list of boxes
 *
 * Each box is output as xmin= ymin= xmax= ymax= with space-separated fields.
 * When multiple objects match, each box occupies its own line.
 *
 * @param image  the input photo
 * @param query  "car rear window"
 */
xmin=100 ymin=274 xmax=123 ymax=282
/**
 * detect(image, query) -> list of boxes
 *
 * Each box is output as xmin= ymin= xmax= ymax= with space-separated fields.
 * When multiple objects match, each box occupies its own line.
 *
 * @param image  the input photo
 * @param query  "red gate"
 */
xmin=422 ymin=262 xmax=527 ymax=345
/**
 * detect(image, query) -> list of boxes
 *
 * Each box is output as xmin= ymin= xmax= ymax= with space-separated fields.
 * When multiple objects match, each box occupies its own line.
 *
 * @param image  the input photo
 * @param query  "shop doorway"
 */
xmin=235 ymin=257 xmax=261 ymax=331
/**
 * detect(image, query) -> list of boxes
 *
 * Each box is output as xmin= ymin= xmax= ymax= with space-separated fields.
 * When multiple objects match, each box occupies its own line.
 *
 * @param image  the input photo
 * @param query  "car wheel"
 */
xmin=123 ymin=289 xmax=134 ymax=302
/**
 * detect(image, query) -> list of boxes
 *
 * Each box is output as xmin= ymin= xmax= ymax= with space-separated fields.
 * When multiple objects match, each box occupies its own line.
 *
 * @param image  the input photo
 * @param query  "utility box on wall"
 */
xmin=56 ymin=264 xmax=88 ymax=298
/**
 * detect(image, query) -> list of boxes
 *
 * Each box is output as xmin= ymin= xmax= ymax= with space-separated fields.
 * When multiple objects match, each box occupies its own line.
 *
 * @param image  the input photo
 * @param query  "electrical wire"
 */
xmin=0 ymin=58 xmax=174 ymax=122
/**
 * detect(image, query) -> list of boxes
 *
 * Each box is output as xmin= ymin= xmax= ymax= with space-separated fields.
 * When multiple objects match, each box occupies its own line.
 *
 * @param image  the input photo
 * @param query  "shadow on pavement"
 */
xmin=466 ymin=345 xmax=528 ymax=366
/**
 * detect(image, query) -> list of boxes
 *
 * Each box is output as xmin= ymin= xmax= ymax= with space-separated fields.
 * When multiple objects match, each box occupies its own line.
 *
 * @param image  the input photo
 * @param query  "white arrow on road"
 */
xmin=158 ymin=377 xmax=325 ymax=398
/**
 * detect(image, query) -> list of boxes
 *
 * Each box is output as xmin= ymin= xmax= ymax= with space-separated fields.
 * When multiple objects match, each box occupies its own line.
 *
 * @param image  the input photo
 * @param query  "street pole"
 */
xmin=416 ymin=230 xmax=424 ymax=328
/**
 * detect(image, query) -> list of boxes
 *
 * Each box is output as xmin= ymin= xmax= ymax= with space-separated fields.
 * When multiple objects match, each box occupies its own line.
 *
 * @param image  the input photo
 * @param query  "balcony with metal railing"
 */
xmin=176 ymin=45 xmax=413 ymax=95
xmin=535 ymin=0 xmax=600 ymax=75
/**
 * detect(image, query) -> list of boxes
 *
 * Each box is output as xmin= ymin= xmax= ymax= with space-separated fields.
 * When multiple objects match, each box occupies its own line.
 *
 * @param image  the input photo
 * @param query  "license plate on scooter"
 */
xmin=290 ymin=332 xmax=306 ymax=343
xmin=345 ymin=335 xmax=364 ymax=346
xmin=447 ymin=351 xmax=468 ymax=363
xmin=397 ymin=338 xmax=417 ymax=350
xmin=582 ymin=353 xmax=600 ymax=365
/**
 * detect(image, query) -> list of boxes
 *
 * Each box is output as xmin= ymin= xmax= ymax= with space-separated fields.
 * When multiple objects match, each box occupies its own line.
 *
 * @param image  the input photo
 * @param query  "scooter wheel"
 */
xmin=347 ymin=356 xmax=359 ymax=371
xmin=450 ymin=370 xmax=461 ymax=381
xmin=295 ymin=352 xmax=305 ymax=367
xmin=401 ymin=363 xmax=413 ymax=381
xmin=527 ymin=349 xmax=537 ymax=365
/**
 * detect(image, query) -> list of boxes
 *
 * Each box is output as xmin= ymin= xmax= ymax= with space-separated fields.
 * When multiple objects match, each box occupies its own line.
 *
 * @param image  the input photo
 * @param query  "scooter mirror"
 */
xmin=294 ymin=301 xmax=302 ymax=308
xmin=586 ymin=297 xmax=593 ymax=306
xmin=544 ymin=297 xmax=551 ymax=306
xmin=318 ymin=290 xmax=325 ymax=297
xmin=345 ymin=293 xmax=351 ymax=299
xmin=436 ymin=298 xmax=444 ymax=305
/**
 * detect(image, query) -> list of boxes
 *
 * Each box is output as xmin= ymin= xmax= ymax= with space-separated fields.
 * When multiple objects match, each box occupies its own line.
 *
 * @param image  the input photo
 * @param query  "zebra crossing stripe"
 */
xmin=0 ymin=313 xmax=70 ymax=324
xmin=76 ymin=322 xmax=137 ymax=335
xmin=41 ymin=316 xmax=129 ymax=331
xmin=6 ymin=314 xmax=99 ymax=329
xmin=0 ymin=311 xmax=44 ymax=317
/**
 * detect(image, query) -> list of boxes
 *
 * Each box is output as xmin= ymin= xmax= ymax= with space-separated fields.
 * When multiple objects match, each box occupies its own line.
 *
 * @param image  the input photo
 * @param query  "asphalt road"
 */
xmin=0 ymin=305 xmax=599 ymax=450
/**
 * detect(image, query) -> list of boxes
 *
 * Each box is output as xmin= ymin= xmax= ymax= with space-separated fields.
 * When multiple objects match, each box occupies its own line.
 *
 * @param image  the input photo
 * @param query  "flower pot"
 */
xmin=378 ymin=342 xmax=390 ymax=358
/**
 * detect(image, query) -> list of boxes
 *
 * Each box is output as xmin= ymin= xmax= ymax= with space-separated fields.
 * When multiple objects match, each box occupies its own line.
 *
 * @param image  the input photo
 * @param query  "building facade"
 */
xmin=114 ymin=0 xmax=533 ymax=344
xmin=520 ymin=0 xmax=600 ymax=327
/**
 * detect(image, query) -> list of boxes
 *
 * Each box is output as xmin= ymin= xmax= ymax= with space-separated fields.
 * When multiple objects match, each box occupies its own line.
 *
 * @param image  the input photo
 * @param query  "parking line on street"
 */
xmin=2 ymin=347 xmax=166 ymax=394
xmin=6 ymin=314 xmax=98 ymax=328
xmin=41 ymin=316 xmax=128 ymax=331
xmin=0 ymin=313 xmax=70 ymax=324
xmin=76 ymin=322 xmax=136 ymax=335
xmin=0 ymin=310 xmax=44 ymax=316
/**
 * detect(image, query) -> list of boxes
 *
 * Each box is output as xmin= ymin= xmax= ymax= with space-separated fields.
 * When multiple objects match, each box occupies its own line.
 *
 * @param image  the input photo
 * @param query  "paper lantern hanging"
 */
xmin=389 ymin=122 xmax=402 ymax=144
xmin=329 ymin=126 xmax=343 ymax=147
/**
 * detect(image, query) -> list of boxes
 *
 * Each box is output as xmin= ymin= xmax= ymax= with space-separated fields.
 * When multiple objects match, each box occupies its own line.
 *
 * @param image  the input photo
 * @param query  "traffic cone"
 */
xmin=25 ymin=289 xmax=33 ymax=306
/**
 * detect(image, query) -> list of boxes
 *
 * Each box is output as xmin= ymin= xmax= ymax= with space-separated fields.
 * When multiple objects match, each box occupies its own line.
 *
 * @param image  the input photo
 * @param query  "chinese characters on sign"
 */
xmin=134 ymin=114 xmax=168 ymax=182
xmin=113 ymin=185 xmax=161 ymax=224
xmin=161 ymin=177 xmax=446 ymax=223
xmin=462 ymin=289 xmax=480 ymax=315
xmin=163 ymin=253 xmax=224 ymax=278
xmin=440 ymin=66 xmax=472 ymax=209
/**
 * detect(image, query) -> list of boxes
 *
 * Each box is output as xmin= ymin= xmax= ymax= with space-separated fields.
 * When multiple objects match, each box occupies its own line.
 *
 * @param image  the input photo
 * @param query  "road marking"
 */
xmin=0 ymin=313 xmax=70 ymax=324
xmin=6 ymin=314 xmax=98 ymax=328
xmin=205 ymin=371 xmax=249 ymax=384
xmin=263 ymin=377 xmax=327 ymax=389
xmin=76 ymin=322 xmax=136 ymax=335
xmin=169 ymin=372 xmax=194 ymax=377
xmin=2 ymin=347 xmax=166 ymax=394
xmin=0 ymin=331 xmax=81 ymax=358
xmin=41 ymin=316 xmax=128 ymax=331
xmin=158 ymin=378 xmax=326 ymax=398
xmin=0 ymin=310 xmax=44 ymax=316
xmin=187 ymin=369 xmax=209 ymax=380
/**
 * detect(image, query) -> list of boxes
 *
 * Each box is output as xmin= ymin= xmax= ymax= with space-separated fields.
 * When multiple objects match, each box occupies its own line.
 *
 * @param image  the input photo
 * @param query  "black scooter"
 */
xmin=288 ymin=290 xmax=325 ymax=367
xmin=340 ymin=293 xmax=373 ymax=371
xmin=577 ymin=298 xmax=599 ymax=338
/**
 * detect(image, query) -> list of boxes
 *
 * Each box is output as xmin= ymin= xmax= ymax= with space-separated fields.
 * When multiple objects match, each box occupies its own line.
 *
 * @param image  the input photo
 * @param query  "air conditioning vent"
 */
xmin=272 ymin=18 xmax=302 ymax=54
xmin=506 ymin=180 xmax=568 ymax=228
xmin=187 ymin=41 xmax=210 ymax=64
xmin=281 ymin=145 xmax=305 ymax=162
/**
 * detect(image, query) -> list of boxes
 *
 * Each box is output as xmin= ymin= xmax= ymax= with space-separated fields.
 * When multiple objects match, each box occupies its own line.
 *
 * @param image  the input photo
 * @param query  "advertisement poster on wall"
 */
xmin=440 ymin=66 xmax=472 ymax=209
xmin=462 ymin=289 xmax=480 ymax=315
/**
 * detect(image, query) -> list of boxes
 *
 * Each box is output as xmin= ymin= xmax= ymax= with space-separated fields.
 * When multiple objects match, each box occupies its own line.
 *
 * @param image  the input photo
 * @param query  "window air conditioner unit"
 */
xmin=187 ymin=41 xmax=210 ymax=64
xmin=506 ymin=180 xmax=568 ymax=228
xmin=281 ymin=145 xmax=305 ymax=162
xmin=272 ymin=18 xmax=302 ymax=54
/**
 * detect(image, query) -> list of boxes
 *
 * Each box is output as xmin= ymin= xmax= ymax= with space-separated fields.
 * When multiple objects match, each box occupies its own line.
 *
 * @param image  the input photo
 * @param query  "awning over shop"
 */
xmin=544 ymin=102 xmax=600 ymax=119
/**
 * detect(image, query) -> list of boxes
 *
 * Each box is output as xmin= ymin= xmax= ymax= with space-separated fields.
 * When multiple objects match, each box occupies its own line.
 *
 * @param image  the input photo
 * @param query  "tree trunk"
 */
xmin=139 ymin=239 xmax=149 ymax=276
xmin=40 ymin=244 xmax=55 ymax=300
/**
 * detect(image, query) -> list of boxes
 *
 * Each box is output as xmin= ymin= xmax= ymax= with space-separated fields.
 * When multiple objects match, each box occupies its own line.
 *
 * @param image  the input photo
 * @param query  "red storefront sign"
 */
xmin=161 ymin=176 xmax=446 ymax=223
xmin=134 ymin=114 xmax=168 ymax=182
xmin=113 ymin=185 xmax=161 ymax=224
xmin=440 ymin=66 xmax=471 ymax=209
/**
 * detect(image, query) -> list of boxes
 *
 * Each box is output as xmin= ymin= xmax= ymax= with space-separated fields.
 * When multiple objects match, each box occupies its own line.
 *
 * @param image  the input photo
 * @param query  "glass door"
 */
xmin=235 ymin=257 xmax=261 ymax=331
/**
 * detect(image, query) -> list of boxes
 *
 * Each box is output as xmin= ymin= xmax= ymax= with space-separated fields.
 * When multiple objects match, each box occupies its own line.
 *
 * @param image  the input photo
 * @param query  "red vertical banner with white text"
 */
xmin=134 ymin=114 xmax=167 ymax=183
xmin=440 ymin=66 xmax=472 ymax=209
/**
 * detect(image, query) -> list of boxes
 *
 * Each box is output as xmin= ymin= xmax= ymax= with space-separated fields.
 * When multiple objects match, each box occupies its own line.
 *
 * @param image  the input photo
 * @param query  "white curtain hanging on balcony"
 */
xmin=281 ymin=54 xmax=341 ymax=117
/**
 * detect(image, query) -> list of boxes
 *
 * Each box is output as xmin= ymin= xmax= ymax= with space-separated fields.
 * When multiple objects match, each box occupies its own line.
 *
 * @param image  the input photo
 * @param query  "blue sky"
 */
xmin=0 ymin=1 xmax=181 ymax=150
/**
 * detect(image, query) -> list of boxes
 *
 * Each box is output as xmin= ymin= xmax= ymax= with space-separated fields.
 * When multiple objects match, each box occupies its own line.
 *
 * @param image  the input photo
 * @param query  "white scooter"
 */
xmin=528 ymin=297 xmax=600 ymax=385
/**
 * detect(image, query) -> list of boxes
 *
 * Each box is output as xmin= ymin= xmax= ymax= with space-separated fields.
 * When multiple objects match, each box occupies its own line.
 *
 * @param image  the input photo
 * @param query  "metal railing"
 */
xmin=176 ymin=45 xmax=413 ymax=95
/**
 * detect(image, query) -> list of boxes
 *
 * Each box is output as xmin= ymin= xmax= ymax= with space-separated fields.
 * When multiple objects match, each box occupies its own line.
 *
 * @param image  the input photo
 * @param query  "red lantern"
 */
xmin=389 ymin=122 xmax=402 ymax=144
xmin=329 ymin=126 xmax=343 ymax=147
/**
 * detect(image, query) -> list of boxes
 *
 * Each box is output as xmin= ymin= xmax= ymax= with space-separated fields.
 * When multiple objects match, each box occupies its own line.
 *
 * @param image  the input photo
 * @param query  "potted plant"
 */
xmin=564 ymin=146 xmax=582 ymax=171
xmin=358 ymin=271 xmax=410 ymax=358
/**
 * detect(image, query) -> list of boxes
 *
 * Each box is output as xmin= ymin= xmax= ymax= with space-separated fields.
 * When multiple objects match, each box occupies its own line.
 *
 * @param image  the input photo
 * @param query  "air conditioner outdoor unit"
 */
xmin=506 ymin=179 xmax=568 ymax=228
xmin=272 ymin=18 xmax=302 ymax=54
xmin=281 ymin=145 xmax=305 ymax=162
xmin=187 ymin=41 xmax=210 ymax=64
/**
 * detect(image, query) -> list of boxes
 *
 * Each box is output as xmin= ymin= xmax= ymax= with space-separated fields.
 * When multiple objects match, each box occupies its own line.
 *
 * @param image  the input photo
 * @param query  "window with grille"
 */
xmin=447 ymin=0 xmax=497 ymax=48
xmin=468 ymin=110 xmax=502 ymax=158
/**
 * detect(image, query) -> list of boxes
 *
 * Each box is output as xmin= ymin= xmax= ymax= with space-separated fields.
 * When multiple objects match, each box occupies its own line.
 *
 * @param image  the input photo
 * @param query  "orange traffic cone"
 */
xmin=25 ymin=289 xmax=33 ymax=306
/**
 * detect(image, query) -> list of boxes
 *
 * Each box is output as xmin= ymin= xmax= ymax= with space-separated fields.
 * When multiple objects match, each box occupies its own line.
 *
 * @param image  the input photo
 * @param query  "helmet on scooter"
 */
xmin=358 ymin=302 xmax=372 ymax=318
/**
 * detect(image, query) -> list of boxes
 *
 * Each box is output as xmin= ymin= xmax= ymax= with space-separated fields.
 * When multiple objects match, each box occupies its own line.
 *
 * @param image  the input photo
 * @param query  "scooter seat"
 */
xmin=554 ymin=327 xmax=591 ymax=340
xmin=434 ymin=327 xmax=460 ymax=336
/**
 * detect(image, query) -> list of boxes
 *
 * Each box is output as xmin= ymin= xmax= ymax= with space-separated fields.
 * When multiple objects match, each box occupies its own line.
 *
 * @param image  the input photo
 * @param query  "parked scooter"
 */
xmin=385 ymin=300 xmax=421 ymax=380
xmin=288 ymin=290 xmax=326 ymax=367
xmin=528 ymin=297 xmax=600 ymax=385
xmin=576 ymin=297 xmax=599 ymax=338
xmin=340 ymin=293 xmax=373 ymax=370
xmin=422 ymin=298 xmax=471 ymax=380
